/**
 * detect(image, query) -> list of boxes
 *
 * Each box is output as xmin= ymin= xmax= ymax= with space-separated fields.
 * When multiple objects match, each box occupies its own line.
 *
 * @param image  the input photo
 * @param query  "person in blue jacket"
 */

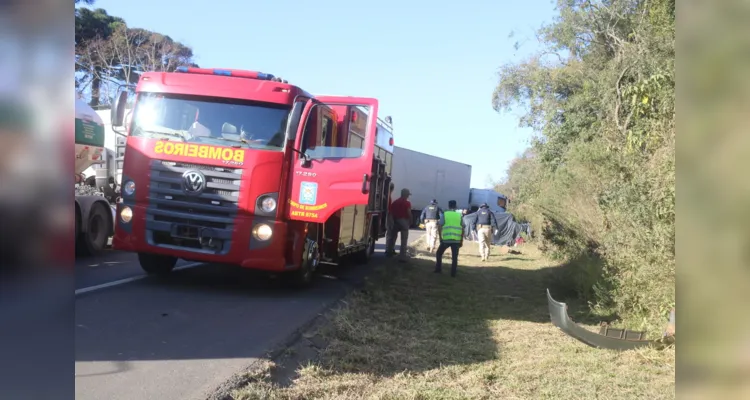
xmin=471 ymin=203 xmax=499 ymax=261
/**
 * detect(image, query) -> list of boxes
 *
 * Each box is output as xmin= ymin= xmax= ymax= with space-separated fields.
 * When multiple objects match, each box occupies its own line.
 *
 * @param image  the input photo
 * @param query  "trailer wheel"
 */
xmin=77 ymin=203 xmax=110 ymax=256
xmin=287 ymin=238 xmax=319 ymax=289
xmin=138 ymin=253 xmax=178 ymax=276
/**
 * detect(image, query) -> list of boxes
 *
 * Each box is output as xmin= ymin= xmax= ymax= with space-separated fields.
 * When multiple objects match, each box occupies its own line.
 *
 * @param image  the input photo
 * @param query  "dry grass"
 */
xmin=233 ymin=241 xmax=675 ymax=400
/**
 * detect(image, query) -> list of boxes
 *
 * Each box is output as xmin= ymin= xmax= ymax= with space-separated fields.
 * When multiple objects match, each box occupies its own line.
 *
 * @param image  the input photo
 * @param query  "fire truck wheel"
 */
xmin=287 ymin=238 xmax=319 ymax=289
xmin=354 ymin=237 xmax=375 ymax=264
xmin=77 ymin=203 xmax=110 ymax=256
xmin=367 ymin=236 xmax=376 ymax=257
xmin=138 ymin=253 xmax=178 ymax=276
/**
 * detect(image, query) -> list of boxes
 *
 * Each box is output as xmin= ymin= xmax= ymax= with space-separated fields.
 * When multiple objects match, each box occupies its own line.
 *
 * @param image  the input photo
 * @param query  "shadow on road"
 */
xmin=75 ymin=234 xmax=423 ymax=367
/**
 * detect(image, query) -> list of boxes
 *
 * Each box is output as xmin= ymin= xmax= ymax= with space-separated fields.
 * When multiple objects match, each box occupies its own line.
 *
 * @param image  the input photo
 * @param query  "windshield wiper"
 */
xmin=211 ymin=137 xmax=248 ymax=148
xmin=137 ymin=128 xmax=187 ymax=142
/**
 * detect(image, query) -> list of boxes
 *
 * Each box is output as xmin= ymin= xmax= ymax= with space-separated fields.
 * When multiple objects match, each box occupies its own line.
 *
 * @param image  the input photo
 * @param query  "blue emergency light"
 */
xmin=175 ymin=66 xmax=287 ymax=83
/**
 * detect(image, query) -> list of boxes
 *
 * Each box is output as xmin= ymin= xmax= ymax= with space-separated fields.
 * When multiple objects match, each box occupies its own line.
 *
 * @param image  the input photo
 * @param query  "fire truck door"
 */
xmin=287 ymin=97 xmax=379 ymax=224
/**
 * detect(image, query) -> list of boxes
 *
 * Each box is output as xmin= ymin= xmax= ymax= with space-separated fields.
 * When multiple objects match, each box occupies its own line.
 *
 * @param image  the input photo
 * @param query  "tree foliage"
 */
xmin=493 ymin=0 xmax=674 ymax=331
xmin=75 ymin=6 xmax=198 ymax=107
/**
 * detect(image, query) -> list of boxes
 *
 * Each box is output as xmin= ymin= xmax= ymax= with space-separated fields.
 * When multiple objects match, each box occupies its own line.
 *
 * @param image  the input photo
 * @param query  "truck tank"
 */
xmin=75 ymin=97 xmax=106 ymax=176
xmin=75 ymin=97 xmax=118 ymax=256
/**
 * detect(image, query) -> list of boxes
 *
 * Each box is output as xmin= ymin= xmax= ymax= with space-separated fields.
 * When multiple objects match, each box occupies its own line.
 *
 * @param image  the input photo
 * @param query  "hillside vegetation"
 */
xmin=493 ymin=0 xmax=675 ymax=331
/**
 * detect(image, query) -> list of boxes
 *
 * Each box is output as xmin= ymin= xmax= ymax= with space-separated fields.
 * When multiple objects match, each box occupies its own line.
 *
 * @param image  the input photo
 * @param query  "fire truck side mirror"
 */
xmin=111 ymin=90 xmax=129 ymax=127
xmin=299 ymin=151 xmax=312 ymax=168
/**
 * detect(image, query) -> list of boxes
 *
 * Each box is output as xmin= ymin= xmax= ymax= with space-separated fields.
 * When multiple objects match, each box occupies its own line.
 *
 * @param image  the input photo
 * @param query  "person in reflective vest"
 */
xmin=419 ymin=199 xmax=444 ymax=253
xmin=472 ymin=203 xmax=500 ymax=261
xmin=434 ymin=200 xmax=465 ymax=277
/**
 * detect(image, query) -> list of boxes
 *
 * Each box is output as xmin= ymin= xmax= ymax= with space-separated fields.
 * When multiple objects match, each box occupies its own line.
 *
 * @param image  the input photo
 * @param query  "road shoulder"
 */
xmin=205 ymin=235 xmax=427 ymax=400
xmin=229 ymin=242 xmax=675 ymax=400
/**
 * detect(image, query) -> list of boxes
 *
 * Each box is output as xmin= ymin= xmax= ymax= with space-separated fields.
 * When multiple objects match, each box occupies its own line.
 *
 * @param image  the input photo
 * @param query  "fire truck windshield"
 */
xmin=130 ymin=93 xmax=290 ymax=151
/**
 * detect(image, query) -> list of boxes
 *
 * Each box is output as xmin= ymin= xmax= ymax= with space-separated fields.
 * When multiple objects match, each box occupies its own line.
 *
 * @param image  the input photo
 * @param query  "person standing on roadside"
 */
xmin=386 ymin=188 xmax=412 ymax=261
xmin=385 ymin=182 xmax=395 ymax=244
xmin=419 ymin=199 xmax=443 ymax=253
xmin=434 ymin=200 xmax=464 ymax=277
xmin=472 ymin=202 xmax=500 ymax=261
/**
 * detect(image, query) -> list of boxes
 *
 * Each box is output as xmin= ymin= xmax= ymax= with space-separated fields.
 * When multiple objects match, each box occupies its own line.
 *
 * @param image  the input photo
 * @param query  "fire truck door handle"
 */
xmin=361 ymin=174 xmax=369 ymax=194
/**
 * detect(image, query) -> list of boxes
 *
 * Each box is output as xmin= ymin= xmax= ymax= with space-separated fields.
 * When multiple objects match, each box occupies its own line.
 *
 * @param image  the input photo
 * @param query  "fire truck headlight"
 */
xmin=123 ymin=180 xmax=136 ymax=196
xmin=260 ymin=196 xmax=277 ymax=213
xmin=120 ymin=206 xmax=133 ymax=223
xmin=252 ymin=224 xmax=273 ymax=241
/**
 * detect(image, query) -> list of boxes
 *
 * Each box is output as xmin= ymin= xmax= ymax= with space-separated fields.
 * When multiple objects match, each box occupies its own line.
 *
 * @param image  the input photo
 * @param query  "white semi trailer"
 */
xmin=74 ymin=97 xmax=127 ymax=256
xmin=390 ymin=146 xmax=472 ymax=227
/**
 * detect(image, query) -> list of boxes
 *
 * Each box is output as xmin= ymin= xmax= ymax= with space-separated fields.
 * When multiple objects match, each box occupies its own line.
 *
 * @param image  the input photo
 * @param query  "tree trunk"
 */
xmin=90 ymin=71 xmax=101 ymax=107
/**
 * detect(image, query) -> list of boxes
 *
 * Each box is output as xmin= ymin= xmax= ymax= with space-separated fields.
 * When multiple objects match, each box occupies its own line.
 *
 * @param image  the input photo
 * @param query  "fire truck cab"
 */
xmin=110 ymin=67 xmax=393 ymax=287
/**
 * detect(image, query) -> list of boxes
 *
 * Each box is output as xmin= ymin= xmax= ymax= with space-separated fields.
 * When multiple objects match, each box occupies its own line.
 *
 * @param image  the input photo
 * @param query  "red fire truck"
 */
xmin=109 ymin=67 xmax=394 ymax=287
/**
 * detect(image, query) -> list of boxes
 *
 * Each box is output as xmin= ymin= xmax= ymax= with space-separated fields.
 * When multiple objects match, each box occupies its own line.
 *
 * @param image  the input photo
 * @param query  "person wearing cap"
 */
xmin=434 ymin=200 xmax=464 ymax=277
xmin=419 ymin=199 xmax=443 ymax=253
xmin=385 ymin=182 xmax=395 ymax=236
xmin=386 ymin=187 xmax=412 ymax=260
xmin=472 ymin=202 xmax=500 ymax=261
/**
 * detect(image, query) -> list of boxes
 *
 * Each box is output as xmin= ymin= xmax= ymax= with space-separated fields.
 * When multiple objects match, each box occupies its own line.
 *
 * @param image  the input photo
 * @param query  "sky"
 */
xmin=84 ymin=0 xmax=558 ymax=188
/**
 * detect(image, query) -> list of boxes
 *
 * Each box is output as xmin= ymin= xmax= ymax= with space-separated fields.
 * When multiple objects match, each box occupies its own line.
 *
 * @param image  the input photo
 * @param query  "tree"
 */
xmin=75 ymin=8 xmax=198 ymax=107
xmin=491 ymin=0 xmax=674 ymax=331
xmin=75 ymin=7 xmax=125 ymax=106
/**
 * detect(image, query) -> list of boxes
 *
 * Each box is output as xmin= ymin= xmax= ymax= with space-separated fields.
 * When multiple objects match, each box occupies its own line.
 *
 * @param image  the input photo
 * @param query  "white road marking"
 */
xmin=74 ymin=262 xmax=204 ymax=295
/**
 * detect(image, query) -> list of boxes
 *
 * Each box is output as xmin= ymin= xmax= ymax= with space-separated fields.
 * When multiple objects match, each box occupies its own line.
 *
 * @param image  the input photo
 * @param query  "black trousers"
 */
xmin=435 ymin=242 xmax=461 ymax=276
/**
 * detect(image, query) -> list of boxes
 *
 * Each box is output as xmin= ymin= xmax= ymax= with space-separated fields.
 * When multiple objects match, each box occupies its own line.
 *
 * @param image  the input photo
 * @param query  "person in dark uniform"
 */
xmin=472 ymin=203 xmax=499 ymax=261
xmin=419 ymin=199 xmax=443 ymax=253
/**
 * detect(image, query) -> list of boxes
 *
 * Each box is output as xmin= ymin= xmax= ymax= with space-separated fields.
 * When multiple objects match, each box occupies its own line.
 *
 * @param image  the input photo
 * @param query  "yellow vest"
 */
xmin=441 ymin=211 xmax=462 ymax=242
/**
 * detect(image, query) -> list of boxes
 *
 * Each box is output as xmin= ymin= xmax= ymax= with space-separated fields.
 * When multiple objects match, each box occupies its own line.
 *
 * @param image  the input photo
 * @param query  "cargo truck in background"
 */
xmin=110 ymin=66 xmax=394 ymax=288
xmin=390 ymin=146 xmax=472 ymax=227
xmin=74 ymin=97 xmax=128 ymax=256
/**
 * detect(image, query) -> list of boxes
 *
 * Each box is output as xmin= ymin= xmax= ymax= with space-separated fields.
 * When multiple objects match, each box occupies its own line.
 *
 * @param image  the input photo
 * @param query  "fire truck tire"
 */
xmin=354 ymin=237 xmax=375 ymax=264
xmin=77 ymin=203 xmax=110 ymax=256
xmin=138 ymin=253 xmax=178 ymax=276
xmin=367 ymin=236 xmax=376 ymax=257
xmin=287 ymin=238 xmax=319 ymax=289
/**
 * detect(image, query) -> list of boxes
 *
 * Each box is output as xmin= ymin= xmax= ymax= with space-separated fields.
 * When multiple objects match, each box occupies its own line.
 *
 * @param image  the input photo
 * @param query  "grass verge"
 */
xmin=233 ymin=241 xmax=675 ymax=400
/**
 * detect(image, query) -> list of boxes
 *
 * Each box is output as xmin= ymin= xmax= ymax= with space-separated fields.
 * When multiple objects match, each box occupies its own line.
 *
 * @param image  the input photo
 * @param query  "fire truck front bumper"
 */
xmin=112 ymin=203 xmax=289 ymax=271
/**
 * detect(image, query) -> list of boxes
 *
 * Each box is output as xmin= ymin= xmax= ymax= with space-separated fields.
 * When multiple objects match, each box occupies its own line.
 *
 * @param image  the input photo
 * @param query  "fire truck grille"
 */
xmin=145 ymin=159 xmax=243 ymax=254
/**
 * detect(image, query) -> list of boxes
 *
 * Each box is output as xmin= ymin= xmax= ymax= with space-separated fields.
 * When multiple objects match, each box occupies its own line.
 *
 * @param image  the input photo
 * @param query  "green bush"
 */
xmin=492 ymin=0 xmax=675 ymax=333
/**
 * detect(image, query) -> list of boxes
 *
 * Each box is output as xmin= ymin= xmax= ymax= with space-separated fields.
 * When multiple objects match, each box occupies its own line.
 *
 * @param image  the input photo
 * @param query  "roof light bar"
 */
xmin=175 ymin=66 xmax=287 ymax=83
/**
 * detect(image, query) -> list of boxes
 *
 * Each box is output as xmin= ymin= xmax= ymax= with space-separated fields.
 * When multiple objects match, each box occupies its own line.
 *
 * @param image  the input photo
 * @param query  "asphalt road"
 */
xmin=75 ymin=230 xmax=424 ymax=400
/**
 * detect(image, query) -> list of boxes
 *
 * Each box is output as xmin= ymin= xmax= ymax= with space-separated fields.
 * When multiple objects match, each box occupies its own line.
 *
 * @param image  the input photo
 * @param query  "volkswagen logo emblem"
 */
xmin=182 ymin=170 xmax=206 ymax=195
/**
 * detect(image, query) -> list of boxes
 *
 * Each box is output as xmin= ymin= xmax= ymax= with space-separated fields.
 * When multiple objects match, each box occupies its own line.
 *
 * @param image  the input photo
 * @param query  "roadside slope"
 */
xmin=234 ymin=243 xmax=675 ymax=400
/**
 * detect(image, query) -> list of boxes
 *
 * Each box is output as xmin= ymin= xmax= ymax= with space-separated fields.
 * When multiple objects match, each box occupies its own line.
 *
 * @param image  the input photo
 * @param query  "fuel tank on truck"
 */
xmin=74 ymin=97 xmax=106 ymax=176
